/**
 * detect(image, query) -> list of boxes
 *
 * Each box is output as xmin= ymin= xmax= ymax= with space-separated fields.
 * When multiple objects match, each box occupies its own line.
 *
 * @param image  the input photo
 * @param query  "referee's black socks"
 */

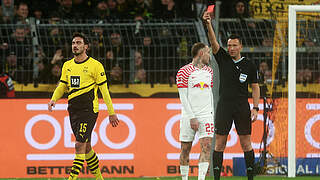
xmin=244 ymin=149 xmax=255 ymax=180
xmin=212 ymin=150 xmax=223 ymax=180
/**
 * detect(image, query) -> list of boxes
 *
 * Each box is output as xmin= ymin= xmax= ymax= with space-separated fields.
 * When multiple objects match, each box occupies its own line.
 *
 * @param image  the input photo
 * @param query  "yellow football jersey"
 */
xmin=52 ymin=56 xmax=114 ymax=114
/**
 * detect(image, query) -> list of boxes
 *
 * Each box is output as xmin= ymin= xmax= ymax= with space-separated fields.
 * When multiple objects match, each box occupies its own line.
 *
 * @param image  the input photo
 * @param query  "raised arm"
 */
xmin=203 ymin=11 xmax=220 ymax=54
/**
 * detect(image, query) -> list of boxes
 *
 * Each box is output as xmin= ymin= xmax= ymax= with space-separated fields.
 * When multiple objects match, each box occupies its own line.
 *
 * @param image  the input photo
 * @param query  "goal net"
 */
xmin=266 ymin=5 xmax=320 ymax=178
xmin=242 ymin=1 xmax=320 ymax=178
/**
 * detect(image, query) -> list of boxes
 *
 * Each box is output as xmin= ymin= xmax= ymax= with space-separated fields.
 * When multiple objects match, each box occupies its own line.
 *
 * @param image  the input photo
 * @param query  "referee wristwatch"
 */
xmin=253 ymin=107 xmax=259 ymax=111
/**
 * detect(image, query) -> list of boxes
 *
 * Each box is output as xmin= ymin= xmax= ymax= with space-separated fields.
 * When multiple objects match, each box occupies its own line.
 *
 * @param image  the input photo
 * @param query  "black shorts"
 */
xmin=68 ymin=108 xmax=98 ymax=143
xmin=215 ymin=99 xmax=251 ymax=135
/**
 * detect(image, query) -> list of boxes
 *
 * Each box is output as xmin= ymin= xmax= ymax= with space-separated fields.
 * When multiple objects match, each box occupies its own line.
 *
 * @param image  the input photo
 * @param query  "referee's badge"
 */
xmin=239 ymin=73 xmax=247 ymax=83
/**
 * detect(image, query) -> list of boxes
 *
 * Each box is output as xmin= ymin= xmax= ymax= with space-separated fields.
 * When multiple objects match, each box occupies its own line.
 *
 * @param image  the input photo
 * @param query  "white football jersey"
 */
xmin=176 ymin=63 xmax=214 ymax=119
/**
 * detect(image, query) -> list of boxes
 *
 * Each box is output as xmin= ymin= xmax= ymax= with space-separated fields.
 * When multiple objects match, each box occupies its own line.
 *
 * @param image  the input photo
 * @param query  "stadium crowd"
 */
xmin=0 ymin=0 xmax=320 ymax=98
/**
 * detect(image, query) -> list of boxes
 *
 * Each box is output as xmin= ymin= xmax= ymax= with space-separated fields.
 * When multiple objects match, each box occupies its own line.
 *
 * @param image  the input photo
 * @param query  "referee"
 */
xmin=203 ymin=12 xmax=260 ymax=180
xmin=48 ymin=32 xmax=119 ymax=180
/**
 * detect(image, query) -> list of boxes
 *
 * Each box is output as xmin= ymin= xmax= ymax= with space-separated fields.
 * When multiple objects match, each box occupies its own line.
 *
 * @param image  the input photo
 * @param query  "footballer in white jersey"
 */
xmin=176 ymin=63 xmax=214 ymax=141
xmin=176 ymin=43 xmax=214 ymax=180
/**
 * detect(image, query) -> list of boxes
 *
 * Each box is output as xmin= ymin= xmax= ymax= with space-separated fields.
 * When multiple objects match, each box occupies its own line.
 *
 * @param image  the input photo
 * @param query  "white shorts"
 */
xmin=179 ymin=115 xmax=214 ymax=142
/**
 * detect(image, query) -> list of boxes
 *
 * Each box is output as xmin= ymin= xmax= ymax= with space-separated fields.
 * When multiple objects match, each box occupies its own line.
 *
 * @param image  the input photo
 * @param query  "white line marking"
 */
xmin=307 ymin=153 xmax=320 ymax=157
xmin=27 ymin=153 xmax=134 ymax=160
xmin=26 ymin=104 xmax=134 ymax=111
xmin=166 ymin=153 xmax=261 ymax=160
xmin=167 ymin=153 xmax=199 ymax=160
xmin=166 ymin=103 xmax=181 ymax=110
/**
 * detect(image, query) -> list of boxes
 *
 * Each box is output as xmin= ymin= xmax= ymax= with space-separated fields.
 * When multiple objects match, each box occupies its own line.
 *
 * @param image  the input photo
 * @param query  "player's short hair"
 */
xmin=228 ymin=34 xmax=242 ymax=44
xmin=191 ymin=42 xmax=206 ymax=58
xmin=72 ymin=32 xmax=90 ymax=45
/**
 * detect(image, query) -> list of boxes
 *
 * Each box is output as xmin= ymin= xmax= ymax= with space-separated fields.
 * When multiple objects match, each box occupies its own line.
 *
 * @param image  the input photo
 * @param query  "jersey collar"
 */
xmin=74 ymin=56 xmax=90 ymax=64
xmin=233 ymin=57 xmax=245 ymax=64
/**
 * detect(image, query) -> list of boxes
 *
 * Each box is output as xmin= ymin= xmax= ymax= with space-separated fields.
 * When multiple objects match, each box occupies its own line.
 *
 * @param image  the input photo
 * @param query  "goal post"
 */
xmin=288 ymin=5 xmax=320 ymax=178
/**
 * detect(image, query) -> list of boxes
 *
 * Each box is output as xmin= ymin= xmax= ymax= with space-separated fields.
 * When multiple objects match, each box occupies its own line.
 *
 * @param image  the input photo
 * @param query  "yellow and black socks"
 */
xmin=86 ymin=149 xmax=103 ymax=179
xmin=69 ymin=153 xmax=85 ymax=180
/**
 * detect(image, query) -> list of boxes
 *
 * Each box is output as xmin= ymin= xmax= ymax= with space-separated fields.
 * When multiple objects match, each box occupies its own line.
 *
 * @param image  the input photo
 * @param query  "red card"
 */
xmin=207 ymin=5 xmax=215 ymax=13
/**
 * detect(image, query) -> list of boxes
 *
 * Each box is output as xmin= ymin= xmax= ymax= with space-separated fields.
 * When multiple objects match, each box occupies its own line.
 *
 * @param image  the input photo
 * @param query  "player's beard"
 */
xmin=72 ymin=49 xmax=84 ymax=56
xmin=201 ymin=57 xmax=210 ymax=65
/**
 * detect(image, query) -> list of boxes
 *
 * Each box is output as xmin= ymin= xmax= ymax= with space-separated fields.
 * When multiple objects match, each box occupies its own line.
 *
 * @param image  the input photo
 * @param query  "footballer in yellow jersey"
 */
xmin=55 ymin=56 xmax=112 ymax=113
xmin=48 ymin=32 xmax=119 ymax=180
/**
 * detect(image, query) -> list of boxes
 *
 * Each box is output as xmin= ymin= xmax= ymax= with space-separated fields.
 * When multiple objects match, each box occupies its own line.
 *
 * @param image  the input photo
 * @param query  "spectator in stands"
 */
xmin=0 ymin=41 xmax=9 ymax=57
xmin=259 ymin=61 xmax=269 ymax=83
xmin=37 ymin=48 xmax=63 ymax=84
xmin=314 ymin=72 xmax=320 ymax=84
xmin=263 ymin=70 xmax=272 ymax=84
xmin=129 ymin=0 xmax=152 ymax=20
xmin=143 ymin=35 xmax=152 ymax=47
xmin=231 ymin=0 xmax=250 ymax=19
xmin=39 ymin=12 xmax=69 ymax=58
xmin=13 ymin=2 xmax=29 ymax=24
xmin=133 ymin=50 xmax=147 ymax=83
xmin=106 ymin=31 xmax=130 ymax=82
xmin=57 ymin=0 xmax=82 ymax=21
xmin=259 ymin=61 xmax=269 ymax=74
xmin=228 ymin=0 xmax=256 ymax=40
xmin=297 ymin=65 xmax=314 ymax=86
xmin=47 ymin=26 xmax=64 ymax=53
xmin=116 ymin=0 xmax=129 ymax=19
xmin=107 ymin=0 xmax=121 ymax=20
xmin=303 ymin=66 xmax=313 ymax=85
xmin=262 ymin=37 xmax=273 ymax=47
xmin=90 ymin=0 xmax=111 ymax=21
xmin=48 ymin=11 xmax=61 ymax=25
xmin=4 ymin=51 xmax=18 ymax=79
xmin=32 ymin=8 xmax=42 ymax=22
xmin=106 ymin=31 xmax=121 ymax=64
xmin=153 ymin=0 xmax=176 ymax=20
xmin=0 ymin=70 xmax=15 ymax=98
xmin=261 ymin=36 xmax=273 ymax=57
xmin=138 ymin=35 xmax=158 ymax=83
xmin=30 ymin=0 xmax=46 ymax=24
xmin=8 ymin=26 xmax=32 ymax=83
xmin=140 ymin=35 xmax=157 ymax=59
xmin=134 ymin=50 xmax=143 ymax=70
xmin=89 ymin=27 xmax=105 ymax=58
xmin=1 ymin=0 xmax=15 ymax=23
xmin=110 ymin=65 xmax=123 ymax=84
xmin=134 ymin=68 xmax=146 ymax=83
xmin=296 ymin=68 xmax=304 ymax=84
xmin=39 ymin=49 xmax=65 ymax=84
xmin=303 ymin=38 xmax=316 ymax=47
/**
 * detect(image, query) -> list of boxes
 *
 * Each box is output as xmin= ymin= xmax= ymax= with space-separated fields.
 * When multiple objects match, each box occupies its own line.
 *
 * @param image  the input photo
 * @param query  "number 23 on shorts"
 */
xmin=205 ymin=123 xmax=214 ymax=133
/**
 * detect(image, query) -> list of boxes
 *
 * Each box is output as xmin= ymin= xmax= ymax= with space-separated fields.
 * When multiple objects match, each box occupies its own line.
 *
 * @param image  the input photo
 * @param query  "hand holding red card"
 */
xmin=207 ymin=5 xmax=215 ymax=13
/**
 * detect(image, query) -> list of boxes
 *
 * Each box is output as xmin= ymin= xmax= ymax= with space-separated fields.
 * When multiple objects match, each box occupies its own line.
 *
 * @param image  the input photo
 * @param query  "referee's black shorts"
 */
xmin=215 ymin=99 xmax=251 ymax=135
xmin=68 ymin=108 xmax=98 ymax=143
